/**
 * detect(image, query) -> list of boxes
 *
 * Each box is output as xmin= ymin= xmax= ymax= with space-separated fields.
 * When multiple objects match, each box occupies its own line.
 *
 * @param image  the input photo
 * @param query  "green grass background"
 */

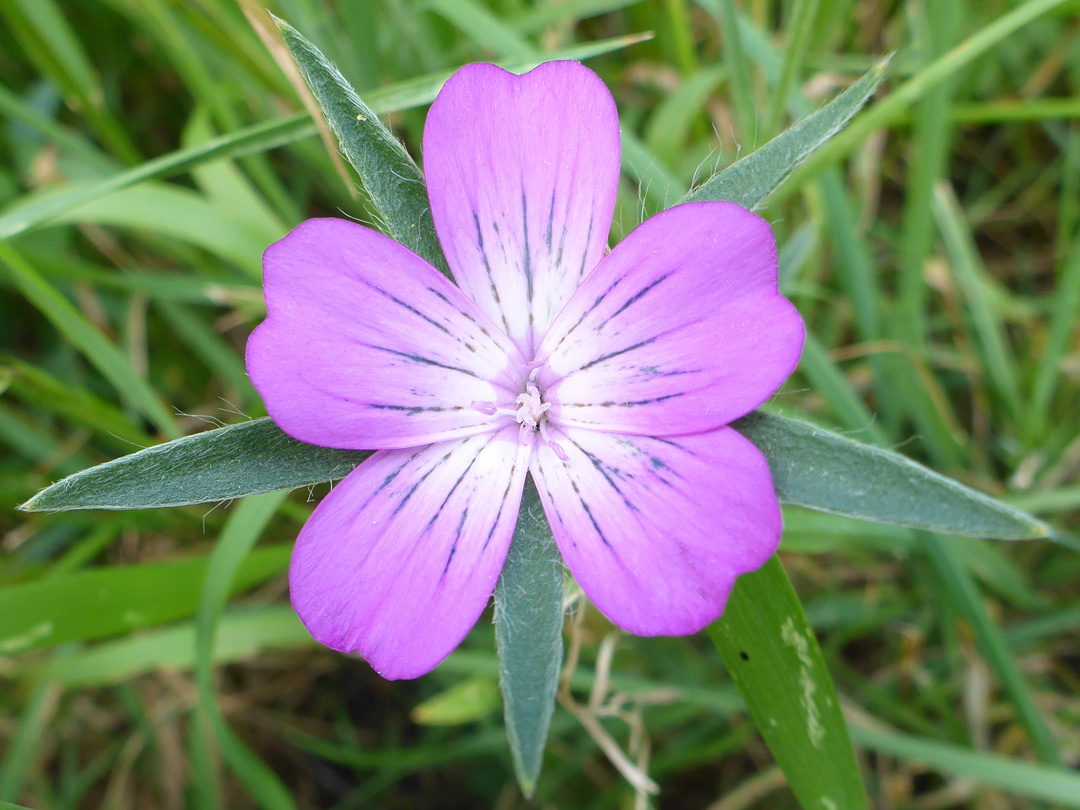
xmin=1 ymin=0 xmax=1079 ymax=807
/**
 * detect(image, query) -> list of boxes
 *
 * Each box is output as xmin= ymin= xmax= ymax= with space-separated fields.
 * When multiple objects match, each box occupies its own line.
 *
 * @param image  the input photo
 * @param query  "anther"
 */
xmin=470 ymin=400 xmax=498 ymax=416
xmin=525 ymin=356 xmax=549 ymax=383
xmin=518 ymin=422 xmax=533 ymax=446
xmin=539 ymin=420 xmax=568 ymax=461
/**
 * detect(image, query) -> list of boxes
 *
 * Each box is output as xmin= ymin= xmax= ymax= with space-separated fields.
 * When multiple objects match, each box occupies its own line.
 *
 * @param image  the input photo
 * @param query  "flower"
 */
xmin=246 ymin=61 xmax=805 ymax=680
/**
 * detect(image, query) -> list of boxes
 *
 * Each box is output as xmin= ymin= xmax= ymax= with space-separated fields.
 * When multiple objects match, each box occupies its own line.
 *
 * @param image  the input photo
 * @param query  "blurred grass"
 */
xmin=1 ymin=0 xmax=1079 ymax=808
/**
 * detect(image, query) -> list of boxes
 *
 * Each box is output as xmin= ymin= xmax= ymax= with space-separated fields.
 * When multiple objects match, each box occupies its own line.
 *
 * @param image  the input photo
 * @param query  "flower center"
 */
xmin=514 ymin=384 xmax=550 ymax=429
xmin=470 ymin=370 xmax=568 ymax=460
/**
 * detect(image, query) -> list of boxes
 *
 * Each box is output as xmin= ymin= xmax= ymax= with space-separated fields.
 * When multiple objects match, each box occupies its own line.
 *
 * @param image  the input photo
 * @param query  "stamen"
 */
xmin=518 ymin=422 xmax=533 ymax=446
xmin=538 ymin=418 xmax=554 ymax=443
xmin=470 ymin=400 xmax=498 ymax=416
xmin=539 ymin=420 xmax=568 ymax=461
xmin=526 ymin=355 xmax=549 ymax=383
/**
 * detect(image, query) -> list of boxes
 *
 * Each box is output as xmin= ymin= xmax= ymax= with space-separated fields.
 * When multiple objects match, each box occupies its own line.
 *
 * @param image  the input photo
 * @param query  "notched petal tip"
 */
xmin=247 ymin=216 xmax=521 ymax=451
xmin=539 ymin=201 xmax=804 ymax=436
xmin=424 ymin=58 xmax=620 ymax=357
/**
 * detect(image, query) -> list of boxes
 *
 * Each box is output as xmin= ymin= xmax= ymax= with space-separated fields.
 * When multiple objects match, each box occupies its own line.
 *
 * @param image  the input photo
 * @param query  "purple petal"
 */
xmin=531 ymin=425 xmax=780 ymax=635
xmin=536 ymin=202 xmax=805 ymax=436
xmin=424 ymin=61 xmax=620 ymax=359
xmin=290 ymin=427 xmax=531 ymax=679
xmin=247 ymin=218 xmax=525 ymax=450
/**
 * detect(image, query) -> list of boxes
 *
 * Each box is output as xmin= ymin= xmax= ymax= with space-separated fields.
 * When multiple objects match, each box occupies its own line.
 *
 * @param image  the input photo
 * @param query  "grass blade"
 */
xmin=0 ymin=682 xmax=57 ymax=801
xmin=30 ymin=607 xmax=311 ymax=688
xmin=155 ymin=302 xmax=261 ymax=411
xmin=918 ymin=534 xmax=1060 ymax=764
xmin=0 ymin=241 xmax=180 ymax=438
xmin=512 ymin=0 xmax=645 ymax=34
xmin=194 ymin=492 xmax=296 ymax=810
xmin=895 ymin=0 xmax=962 ymax=351
xmin=932 ymin=182 xmax=1023 ymax=420
xmin=849 ymin=722 xmax=1080 ymax=805
xmin=0 ymin=114 xmax=309 ymax=239
xmin=709 ymin=556 xmax=868 ymax=810
xmin=777 ymin=0 xmax=1075 ymax=197
xmin=1029 ymin=230 xmax=1080 ymax=440
xmin=796 ymin=333 xmax=889 ymax=447
xmin=0 ymin=546 xmax=289 ymax=653
xmin=712 ymin=0 xmax=756 ymax=141
xmin=0 ymin=82 xmax=116 ymax=173
xmin=1 ymin=357 xmax=153 ymax=449
xmin=764 ymin=0 xmax=821 ymax=136
xmin=0 ymin=33 xmax=648 ymax=241
xmin=428 ymin=0 xmax=538 ymax=59
xmin=0 ymin=0 xmax=139 ymax=162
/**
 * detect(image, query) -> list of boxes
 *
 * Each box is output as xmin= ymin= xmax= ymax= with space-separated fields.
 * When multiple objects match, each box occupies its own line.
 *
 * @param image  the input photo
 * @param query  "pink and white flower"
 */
xmin=246 ymin=62 xmax=805 ymax=680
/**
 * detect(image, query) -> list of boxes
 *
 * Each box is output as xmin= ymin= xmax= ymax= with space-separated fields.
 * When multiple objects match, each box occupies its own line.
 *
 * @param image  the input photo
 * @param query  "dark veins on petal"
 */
xmin=576 ymin=214 xmax=593 ymax=282
xmin=637 ymin=365 xmax=696 ymax=379
xmin=366 ymin=344 xmax=477 ymax=378
xmin=431 ymin=445 xmax=487 ymax=579
xmin=364 ymin=280 xmax=451 ymax=335
xmin=545 ymin=193 xmax=555 ymax=251
xmin=394 ymin=442 xmax=480 ymax=523
xmin=427 ymin=448 xmax=483 ymax=534
xmin=521 ymin=191 xmax=533 ymax=302
xmin=579 ymin=337 xmax=659 ymax=371
xmin=391 ymin=479 xmax=424 ymax=518
xmin=605 ymin=272 xmax=671 ymax=321
xmin=556 ymin=273 xmax=625 ymax=347
xmin=472 ymin=210 xmax=511 ymax=333
xmin=569 ymin=477 xmax=612 ymax=549
xmin=359 ymin=450 xmax=423 ymax=512
xmin=553 ymin=272 xmax=676 ymax=367
xmin=555 ymin=225 xmax=567 ymax=267
xmin=368 ymin=404 xmax=464 ymax=415
xmin=570 ymin=437 xmax=638 ymax=514
xmin=481 ymin=460 xmax=518 ymax=552
xmin=618 ymin=392 xmax=687 ymax=407
xmin=565 ymin=392 xmax=686 ymax=410
xmin=441 ymin=507 xmax=469 ymax=578
xmin=427 ymin=288 xmax=497 ymax=340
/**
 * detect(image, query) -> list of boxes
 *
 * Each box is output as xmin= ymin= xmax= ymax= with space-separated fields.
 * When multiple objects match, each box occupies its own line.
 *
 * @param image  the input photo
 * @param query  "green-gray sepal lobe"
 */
xmin=23 ymin=414 xmax=1052 ymax=543
xmin=20 ymin=418 xmax=368 ymax=512
xmin=733 ymin=411 xmax=1051 ymax=540
xmin=274 ymin=17 xmax=451 ymax=275
xmin=681 ymin=56 xmax=891 ymax=210
xmin=709 ymin=556 xmax=869 ymax=810
xmin=494 ymin=478 xmax=565 ymax=797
